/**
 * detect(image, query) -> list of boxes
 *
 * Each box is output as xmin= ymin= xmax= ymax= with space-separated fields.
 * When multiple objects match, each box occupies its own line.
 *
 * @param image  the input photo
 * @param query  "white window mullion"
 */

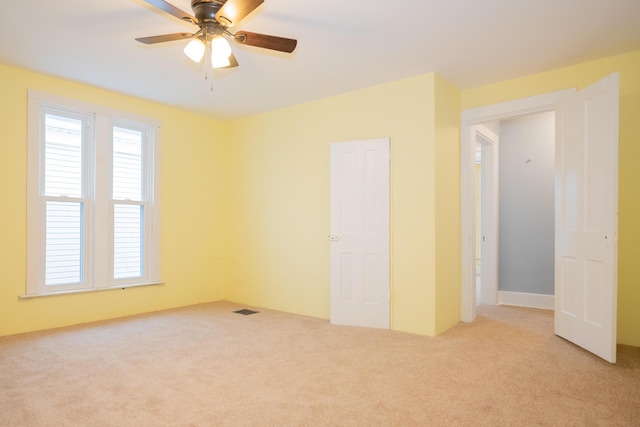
xmin=93 ymin=115 xmax=111 ymax=288
xmin=82 ymin=112 xmax=95 ymax=290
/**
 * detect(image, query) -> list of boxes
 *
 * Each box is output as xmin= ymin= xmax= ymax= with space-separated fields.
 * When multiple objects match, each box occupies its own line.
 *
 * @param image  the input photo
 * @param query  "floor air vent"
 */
xmin=234 ymin=309 xmax=259 ymax=315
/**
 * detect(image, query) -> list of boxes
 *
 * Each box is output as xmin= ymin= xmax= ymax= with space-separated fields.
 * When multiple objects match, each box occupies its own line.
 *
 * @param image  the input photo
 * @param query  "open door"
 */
xmin=555 ymin=73 xmax=619 ymax=363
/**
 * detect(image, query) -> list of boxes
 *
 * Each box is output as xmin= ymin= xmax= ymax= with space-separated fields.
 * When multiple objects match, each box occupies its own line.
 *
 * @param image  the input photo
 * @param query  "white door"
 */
xmin=555 ymin=73 xmax=619 ymax=363
xmin=330 ymin=138 xmax=390 ymax=329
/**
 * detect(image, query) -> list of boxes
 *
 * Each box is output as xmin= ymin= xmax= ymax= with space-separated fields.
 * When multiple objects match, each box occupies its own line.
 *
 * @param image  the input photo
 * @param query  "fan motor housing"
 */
xmin=191 ymin=0 xmax=226 ymax=23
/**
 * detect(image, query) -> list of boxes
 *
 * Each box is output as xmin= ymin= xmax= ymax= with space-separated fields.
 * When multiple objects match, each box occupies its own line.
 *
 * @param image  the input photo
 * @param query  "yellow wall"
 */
xmin=3 ymin=49 xmax=638 ymax=346
xmin=433 ymin=74 xmax=462 ymax=334
xmin=462 ymin=50 xmax=640 ymax=346
xmin=225 ymin=73 xmax=460 ymax=335
xmin=0 ymin=64 xmax=229 ymax=336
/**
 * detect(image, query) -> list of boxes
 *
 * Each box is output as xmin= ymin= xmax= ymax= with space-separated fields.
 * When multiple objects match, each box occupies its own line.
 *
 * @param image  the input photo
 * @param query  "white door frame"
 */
xmin=461 ymin=89 xmax=575 ymax=322
xmin=475 ymin=125 xmax=499 ymax=306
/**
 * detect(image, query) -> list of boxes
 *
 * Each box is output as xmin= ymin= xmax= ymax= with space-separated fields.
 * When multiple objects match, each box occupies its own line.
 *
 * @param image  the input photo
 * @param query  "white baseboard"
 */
xmin=498 ymin=291 xmax=554 ymax=310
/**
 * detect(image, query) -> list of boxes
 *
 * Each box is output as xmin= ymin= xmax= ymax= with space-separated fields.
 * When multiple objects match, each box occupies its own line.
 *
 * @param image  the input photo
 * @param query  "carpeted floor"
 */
xmin=1 ymin=301 xmax=638 ymax=426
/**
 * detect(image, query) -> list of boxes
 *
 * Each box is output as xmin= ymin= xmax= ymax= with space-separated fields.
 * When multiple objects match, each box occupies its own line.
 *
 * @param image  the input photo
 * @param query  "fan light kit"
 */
xmin=183 ymin=33 xmax=233 ymax=67
xmin=136 ymin=0 xmax=297 ymax=71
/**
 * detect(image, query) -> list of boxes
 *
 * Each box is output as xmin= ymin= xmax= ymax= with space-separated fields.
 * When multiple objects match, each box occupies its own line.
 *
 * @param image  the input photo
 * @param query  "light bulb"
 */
xmin=211 ymin=36 xmax=232 ymax=68
xmin=184 ymin=38 xmax=205 ymax=63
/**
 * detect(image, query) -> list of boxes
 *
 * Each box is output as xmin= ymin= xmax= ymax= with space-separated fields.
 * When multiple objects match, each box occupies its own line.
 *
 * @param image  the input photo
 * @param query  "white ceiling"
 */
xmin=1 ymin=0 xmax=640 ymax=120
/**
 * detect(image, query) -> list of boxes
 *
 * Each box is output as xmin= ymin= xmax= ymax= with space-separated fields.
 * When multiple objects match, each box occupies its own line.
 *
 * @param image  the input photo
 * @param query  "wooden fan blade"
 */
xmin=135 ymin=33 xmax=194 ymax=44
xmin=215 ymin=0 xmax=264 ymax=27
xmin=142 ymin=0 xmax=197 ymax=24
xmin=234 ymin=31 xmax=297 ymax=53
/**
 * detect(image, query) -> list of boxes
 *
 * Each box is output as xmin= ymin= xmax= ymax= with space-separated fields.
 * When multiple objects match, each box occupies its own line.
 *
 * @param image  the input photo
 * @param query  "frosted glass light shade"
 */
xmin=184 ymin=38 xmax=205 ymax=62
xmin=211 ymin=36 xmax=232 ymax=68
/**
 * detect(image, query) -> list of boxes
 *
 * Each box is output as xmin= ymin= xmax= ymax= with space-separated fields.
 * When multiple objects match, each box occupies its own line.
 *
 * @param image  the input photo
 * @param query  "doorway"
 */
xmin=474 ymin=113 xmax=556 ymax=308
xmin=461 ymin=74 xmax=619 ymax=363
xmin=461 ymin=89 xmax=575 ymax=322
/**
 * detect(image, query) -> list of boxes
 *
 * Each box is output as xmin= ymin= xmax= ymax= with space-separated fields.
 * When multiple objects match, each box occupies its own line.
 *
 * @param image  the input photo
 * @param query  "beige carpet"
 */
xmin=1 ymin=301 xmax=638 ymax=426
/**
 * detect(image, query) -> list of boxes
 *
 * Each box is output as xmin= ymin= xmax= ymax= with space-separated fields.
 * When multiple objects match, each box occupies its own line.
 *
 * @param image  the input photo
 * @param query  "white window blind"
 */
xmin=45 ymin=201 xmax=83 ymax=285
xmin=44 ymin=114 xmax=83 ymax=198
xmin=114 ymin=204 xmax=143 ymax=279
xmin=113 ymin=126 xmax=142 ymax=201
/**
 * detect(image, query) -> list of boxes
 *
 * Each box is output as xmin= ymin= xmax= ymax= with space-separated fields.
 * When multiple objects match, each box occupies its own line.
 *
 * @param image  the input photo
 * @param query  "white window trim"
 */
xmin=26 ymin=90 xmax=162 ymax=297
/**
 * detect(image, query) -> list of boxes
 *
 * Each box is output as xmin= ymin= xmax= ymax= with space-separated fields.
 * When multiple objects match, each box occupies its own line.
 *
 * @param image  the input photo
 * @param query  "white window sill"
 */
xmin=20 ymin=281 xmax=165 ymax=299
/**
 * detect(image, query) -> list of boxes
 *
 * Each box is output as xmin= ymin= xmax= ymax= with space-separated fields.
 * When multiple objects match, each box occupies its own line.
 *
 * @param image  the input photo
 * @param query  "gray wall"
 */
xmin=498 ymin=112 xmax=555 ymax=295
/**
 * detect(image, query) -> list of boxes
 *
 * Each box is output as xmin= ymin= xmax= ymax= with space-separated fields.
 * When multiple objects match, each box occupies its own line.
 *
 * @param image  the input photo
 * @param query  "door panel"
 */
xmin=330 ymin=138 xmax=390 ymax=329
xmin=555 ymin=73 xmax=618 ymax=363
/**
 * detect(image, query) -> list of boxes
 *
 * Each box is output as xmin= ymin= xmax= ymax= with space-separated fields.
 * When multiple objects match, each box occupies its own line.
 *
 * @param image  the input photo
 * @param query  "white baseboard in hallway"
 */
xmin=498 ymin=291 xmax=554 ymax=310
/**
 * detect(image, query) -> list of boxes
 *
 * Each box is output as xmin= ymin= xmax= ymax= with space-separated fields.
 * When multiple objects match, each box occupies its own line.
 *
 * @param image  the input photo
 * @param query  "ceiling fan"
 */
xmin=136 ymin=0 xmax=297 ymax=69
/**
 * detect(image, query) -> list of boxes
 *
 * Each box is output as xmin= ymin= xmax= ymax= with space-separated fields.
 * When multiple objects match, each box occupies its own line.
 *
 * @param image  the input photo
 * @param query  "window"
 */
xmin=26 ymin=91 xmax=161 ymax=296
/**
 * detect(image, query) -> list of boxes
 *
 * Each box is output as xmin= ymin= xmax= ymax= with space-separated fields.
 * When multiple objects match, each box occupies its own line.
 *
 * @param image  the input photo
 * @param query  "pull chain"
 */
xmin=203 ymin=27 xmax=213 ymax=93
